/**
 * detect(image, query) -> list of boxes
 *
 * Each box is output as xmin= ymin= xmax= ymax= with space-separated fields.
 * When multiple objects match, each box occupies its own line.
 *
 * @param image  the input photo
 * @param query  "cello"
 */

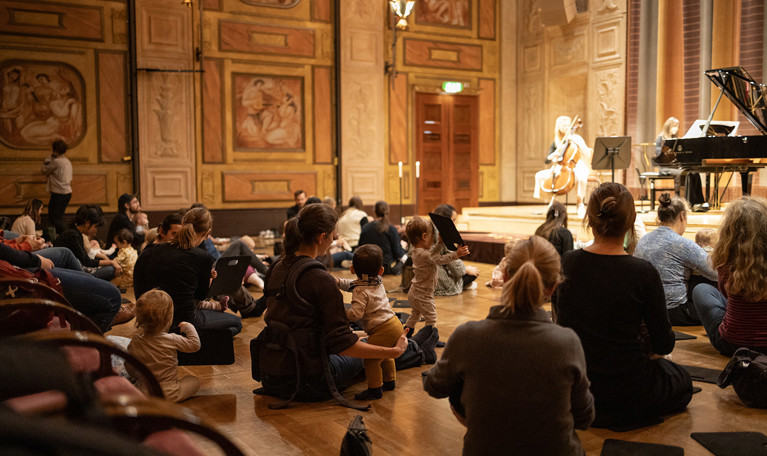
xmin=540 ymin=116 xmax=583 ymax=196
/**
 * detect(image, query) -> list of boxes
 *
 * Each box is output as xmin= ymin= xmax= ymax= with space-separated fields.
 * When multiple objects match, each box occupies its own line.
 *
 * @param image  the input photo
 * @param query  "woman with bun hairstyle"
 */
xmin=693 ymin=196 xmax=767 ymax=356
xmin=134 ymin=207 xmax=244 ymax=335
xmin=256 ymin=203 xmax=433 ymax=403
xmin=424 ymin=236 xmax=594 ymax=455
xmin=635 ymin=193 xmax=717 ymax=325
xmin=555 ymin=182 xmax=692 ymax=428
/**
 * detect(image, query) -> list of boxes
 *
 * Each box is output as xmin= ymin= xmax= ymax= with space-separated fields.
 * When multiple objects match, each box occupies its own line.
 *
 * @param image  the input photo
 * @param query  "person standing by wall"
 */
xmin=41 ymin=140 xmax=72 ymax=237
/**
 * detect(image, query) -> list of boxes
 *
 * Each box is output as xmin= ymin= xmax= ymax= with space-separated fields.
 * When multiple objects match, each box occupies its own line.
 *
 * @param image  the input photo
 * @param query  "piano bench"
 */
xmin=646 ymin=175 xmax=676 ymax=210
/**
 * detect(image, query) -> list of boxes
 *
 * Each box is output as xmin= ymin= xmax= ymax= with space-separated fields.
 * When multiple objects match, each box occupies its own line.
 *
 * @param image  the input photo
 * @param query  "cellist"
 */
xmin=534 ymin=116 xmax=593 ymax=219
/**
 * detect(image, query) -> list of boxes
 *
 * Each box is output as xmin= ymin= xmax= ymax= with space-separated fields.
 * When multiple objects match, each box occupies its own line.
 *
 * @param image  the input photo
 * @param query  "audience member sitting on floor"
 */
xmin=107 ymin=193 xmax=144 ymax=253
xmin=131 ymin=211 xmax=150 ymax=250
xmin=254 ymin=203 xmax=434 ymax=403
xmin=11 ymin=198 xmax=44 ymax=237
xmin=634 ymin=193 xmax=717 ymax=326
xmin=534 ymin=201 xmax=573 ymax=257
xmin=693 ymin=196 xmax=767 ymax=356
xmin=337 ymin=196 xmax=369 ymax=249
xmin=134 ymin=207 xmax=246 ymax=336
xmin=128 ymin=289 xmax=201 ymax=402
xmin=555 ymin=182 xmax=692 ymax=429
xmin=486 ymin=240 xmax=518 ymax=288
xmin=144 ymin=213 xmax=183 ymax=248
xmin=53 ymin=205 xmax=122 ymax=281
xmin=0 ymin=241 xmax=121 ymax=332
xmin=112 ymin=229 xmax=138 ymax=289
xmin=336 ymin=244 xmax=404 ymax=401
xmin=695 ymin=228 xmax=717 ymax=253
xmin=358 ymin=201 xmax=406 ymax=275
xmin=286 ymin=189 xmax=307 ymax=220
xmin=424 ymin=235 xmax=594 ymax=455
xmin=432 ymin=204 xmax=480 ymax=294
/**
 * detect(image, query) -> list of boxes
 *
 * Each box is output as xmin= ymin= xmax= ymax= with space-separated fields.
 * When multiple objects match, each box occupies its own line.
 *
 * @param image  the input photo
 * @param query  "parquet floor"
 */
xmin=109 ymin=257 xmax=767 ymax=455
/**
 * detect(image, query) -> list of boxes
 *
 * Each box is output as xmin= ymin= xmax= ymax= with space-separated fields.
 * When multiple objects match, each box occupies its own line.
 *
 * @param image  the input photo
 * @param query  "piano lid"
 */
xmin=705 ymin=66 xmax=767 ymax=135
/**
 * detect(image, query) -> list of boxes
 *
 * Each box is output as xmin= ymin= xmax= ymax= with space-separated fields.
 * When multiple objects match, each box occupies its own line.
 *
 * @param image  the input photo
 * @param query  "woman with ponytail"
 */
xmin=134 ymin=207 xmax=243 ymax=335
xmin=555 ymin=182 xmax=692 ymax=428
xmin=424 ymin=236 xmax=594 ymax=455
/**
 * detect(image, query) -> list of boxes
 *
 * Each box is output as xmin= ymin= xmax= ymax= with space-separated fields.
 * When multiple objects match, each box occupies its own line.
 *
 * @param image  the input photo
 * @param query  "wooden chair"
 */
xmin=0 ymin=298 xmax=102 ymax=336
xmin=0 ymin=278 xmax=70 ymax=305
xmin=16 ymin=330 xmax=164 ymax=399
xmin=103 ymin=395 xmax=245 ymax=456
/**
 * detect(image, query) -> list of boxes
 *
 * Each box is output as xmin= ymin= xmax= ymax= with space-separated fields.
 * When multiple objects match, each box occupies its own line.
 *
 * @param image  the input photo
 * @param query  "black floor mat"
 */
xmin=600 ymin=439 xmax=683 ymax=456
xmin=392 ymin=299 xmax=411 ymax=308
xmin=691 ymin=432 xmax=767 ymax=456
xmin=674 ymin=331 xmax=696 ymax=340
xmin=680 ymin=364 xmax=721 ymax=384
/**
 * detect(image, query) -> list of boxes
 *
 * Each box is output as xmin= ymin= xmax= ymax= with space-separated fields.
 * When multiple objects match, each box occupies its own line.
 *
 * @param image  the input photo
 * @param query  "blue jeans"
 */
xmin=332 ymin=251 xmax=354 ymax=268
xmin=692 ymin=283 xmax=742 ymax=356
xmin=91 ymin=265 xmax=116 ymax=281
xmin=36 ymin=247 xmax=84 ymax=272
xmin=49 ymin=267 xmax=121 ymax=332
xmin=3 ymin=230 xmax=19 ymax=240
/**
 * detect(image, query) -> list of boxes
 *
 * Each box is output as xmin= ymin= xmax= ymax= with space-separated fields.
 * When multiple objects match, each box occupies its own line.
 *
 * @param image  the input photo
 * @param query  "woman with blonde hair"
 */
xmin=134 ymin=207 xmax=245 ymax=335
xmin=555 ymin=182 xmax=692 ymax=428
xmin=534 ymin=201 xmax=573 ymax=257
xmin=693 ymin=196 xmax=767 ymax=356
xmin=424 ymin=236 xmax=594 ymax=455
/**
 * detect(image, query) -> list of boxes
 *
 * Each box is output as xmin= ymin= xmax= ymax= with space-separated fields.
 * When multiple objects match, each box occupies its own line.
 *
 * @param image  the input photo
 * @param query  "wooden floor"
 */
xmin=108 ymin=205 xmax=767 ymax=455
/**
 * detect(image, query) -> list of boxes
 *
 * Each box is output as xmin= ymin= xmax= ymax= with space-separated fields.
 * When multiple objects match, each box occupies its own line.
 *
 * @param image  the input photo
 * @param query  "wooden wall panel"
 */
xmin=203 ymin=0 xmax=221 ymax=11
xmin=203 ymin=59 xmax=224 ymax=163
xmin=98 ymin=52 xmax=127 ymax=163
xmin=389 ymin=73 xmax=408 ymax=165
xmin=313 ymin=66 xmax=332 ymax=164
xmin=478 ymin=0 xmax=496 ymax=40
xmin=0 ymin=1 xmax=103 ymax=41
xmin=312 ymin=0 xmax=331 ymax=22
xmin=478 ymin=78 xmax=495 ymax=165
xmin=0 ymin=174 xmax=107 ymax=207
xmin=403 ymin=39 xmax=482 ymax=71
xmin=219 ymin=20 xmax=315 ymax=57
xmin=223 ymin=171 xmax=317 ymax=203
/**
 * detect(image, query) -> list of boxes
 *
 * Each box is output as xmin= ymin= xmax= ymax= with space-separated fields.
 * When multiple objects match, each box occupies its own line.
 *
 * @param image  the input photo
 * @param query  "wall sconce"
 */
xmin=385 ymin=0 xmax=415 ymax=85
xmin=181 ymin=0 xmax=192 ymax=6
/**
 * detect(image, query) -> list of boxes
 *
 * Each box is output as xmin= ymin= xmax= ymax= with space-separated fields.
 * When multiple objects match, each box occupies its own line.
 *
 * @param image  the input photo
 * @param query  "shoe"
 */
xmin=463 ymin=281 xmax=478 ymax=291
xmin=576 ymin=203 xmax=586 ymax=219
xmin=436 ymin=340 xmax=445 ymax=348
xmin=341 ymin=259 xmax=353 ymax=269
xmin=354 ymin=387 xmax=383 ymax=401
xmin=412 ymin=325 xmax=433 ymax=346
xmin=241 ymin=295 xmax=266 ymax=318
xmin=405 ymin=326 xmax=417 ymax=339
xmin=382 ymin=380 xmax=396 ymax=391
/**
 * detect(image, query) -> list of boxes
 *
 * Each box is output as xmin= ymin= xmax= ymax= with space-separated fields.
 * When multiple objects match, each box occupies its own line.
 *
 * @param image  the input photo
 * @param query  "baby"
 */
xmin=128 ymin=289 xmax=201 ymax=402
xmin=486 ymin=240 xmax=519 ymax=288
xmin=404 ymin=216 xmax=469 ymax=347
xmin=112 ymin=229 xmax=137 ymax=289
xmin=695 ymin=228 xmax=718 ymax=253
xmin=337 ymin=244 xmax=404 ymax=400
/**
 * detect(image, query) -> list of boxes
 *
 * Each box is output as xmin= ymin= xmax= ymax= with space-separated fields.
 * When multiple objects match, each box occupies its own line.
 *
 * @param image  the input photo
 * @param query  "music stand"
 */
xmin=592 ymin=136 xmax=632 ymax=182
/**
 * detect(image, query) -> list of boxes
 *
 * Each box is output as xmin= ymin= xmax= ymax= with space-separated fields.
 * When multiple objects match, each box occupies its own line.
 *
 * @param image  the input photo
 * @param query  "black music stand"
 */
xmin=592 ymin=136 xmax=632 ymax=182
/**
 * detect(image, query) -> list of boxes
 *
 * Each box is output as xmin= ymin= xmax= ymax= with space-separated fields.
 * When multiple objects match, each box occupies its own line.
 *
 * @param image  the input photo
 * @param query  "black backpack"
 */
xmin=250 ymin=256 xmax=369 ymax=411
xmin=718 ymin=347 xmax=767 ymax=408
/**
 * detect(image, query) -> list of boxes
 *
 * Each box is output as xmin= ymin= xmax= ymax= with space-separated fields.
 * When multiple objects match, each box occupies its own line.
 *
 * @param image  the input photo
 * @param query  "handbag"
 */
xmin=718 ymin=347 xmax=767 ymax=408
xmin=340 ymin=415 xmax=372 ymax=456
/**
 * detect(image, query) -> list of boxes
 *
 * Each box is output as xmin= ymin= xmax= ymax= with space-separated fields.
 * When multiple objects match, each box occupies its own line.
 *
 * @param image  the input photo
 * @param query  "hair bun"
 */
xmin=598 ymin=197 xmax=618 ymax=218
xmin=658 ymin=192 xmax=672 ymax=207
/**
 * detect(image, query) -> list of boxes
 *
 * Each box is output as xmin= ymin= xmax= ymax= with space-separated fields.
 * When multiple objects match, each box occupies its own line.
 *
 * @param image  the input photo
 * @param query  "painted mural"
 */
xmin=233 ymin=74 xmax=304 ymax=151
xmin=416 ymin=0 xmax=471 ymax=27
xmin=0 ymin=61 xmax=85 ymax=149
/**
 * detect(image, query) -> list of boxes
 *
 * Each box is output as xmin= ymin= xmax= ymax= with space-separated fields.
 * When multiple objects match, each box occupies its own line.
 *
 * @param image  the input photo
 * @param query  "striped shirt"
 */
xmin=718 ymin=267 xmax=767 ymax=346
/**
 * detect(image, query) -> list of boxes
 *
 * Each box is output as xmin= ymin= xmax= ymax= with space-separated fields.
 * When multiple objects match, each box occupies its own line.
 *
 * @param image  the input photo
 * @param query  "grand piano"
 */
xmin=656 ymin=66 xmax=767 ymax=208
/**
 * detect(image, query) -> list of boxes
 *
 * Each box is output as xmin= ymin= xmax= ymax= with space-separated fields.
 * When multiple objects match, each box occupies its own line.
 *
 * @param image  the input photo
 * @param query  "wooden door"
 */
xmin=415 ymin=93 xmax=478 ymax=215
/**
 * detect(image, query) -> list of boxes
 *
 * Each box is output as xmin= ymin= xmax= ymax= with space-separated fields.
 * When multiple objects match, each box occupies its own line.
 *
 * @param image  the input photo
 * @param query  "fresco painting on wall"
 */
xmin=416 ymin=0 xmax=471 ymax=28
xmin=234 ymin=74 xmax=304 ymax=151
xmin=0 ymin=61 xmax=85 ymax=149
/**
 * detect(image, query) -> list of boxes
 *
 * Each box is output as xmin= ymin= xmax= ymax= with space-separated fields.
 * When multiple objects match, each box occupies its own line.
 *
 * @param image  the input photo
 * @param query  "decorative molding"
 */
xmin=524 ymin=0 xmax=542 ymax=36
xmin=478 ymin=79 xmax=495 ymax=165
xmin=150 ymin=73 xmax=182 ymax=158
xmin=219 ymin=20 xmax=315 ymax=57
xmin=595 ymin=68 xmax=621 ymax=137
xmin=313 ymin=66 xmax=332 ymax=164
xmin=523 ymin=45 xmax=541 ymax=73
xmin=403 ymin=38 xmax=482 ymax=71
xmin=240 ymin=0 xmax=300 ymax=6
xmin=111 ymin=7 xmax=128 ymax=44
xmin=596 ymin=0 xmax=620 ymax=14
xmin=200 ymin=171 xmax=216 ymax=206
xmin=550 ymin=33 xmax=587 ymax=68
xmin=202 ymin=59 xmax=224 ymax=163
xmin=592 ymin=19 xmax=623 ymax=64
xmin=97 ymin=52 xmax=128 ymax=163
xmin=344 ymin=80 xmax=377 ymax=162
xmin=0 ymin=1 xmax=104 ymax=42
xmin=222 ymin=171 xmax=316 ymax=203
xmin=478 ymin=0 xmax=496 ymax=40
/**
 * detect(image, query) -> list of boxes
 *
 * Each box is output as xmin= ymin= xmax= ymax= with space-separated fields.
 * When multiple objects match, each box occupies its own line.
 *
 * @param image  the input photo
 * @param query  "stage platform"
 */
xmin=455 ymin=203 xmax=724 ymax=264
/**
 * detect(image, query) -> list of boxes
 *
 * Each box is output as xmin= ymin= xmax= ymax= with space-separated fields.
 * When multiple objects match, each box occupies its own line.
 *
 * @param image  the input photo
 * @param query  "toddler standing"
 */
xmin=128 ymin=289 xmax=201 ymax=402
xmin=695 ymin=228 xmax=718 ymax=253
xmin=112 ymin=229 xmax=138 ymax=289
xmin=337 ymin=244 xmax=404 ymax=400
xmin=486 ymin=240 xmax=519 ymax=288
xmin=404 ymin=216 xmax=469 ymax=346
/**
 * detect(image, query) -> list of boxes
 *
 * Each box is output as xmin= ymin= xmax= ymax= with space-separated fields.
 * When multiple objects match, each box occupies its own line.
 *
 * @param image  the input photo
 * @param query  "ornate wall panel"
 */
xmin=313 ymin=66 xmax=332 ymax=164
xmin=478 ymin=0 xmax=496 ymax=40
xmin=478 ymin=78 xmax=495 ymax=165
xmin=219 ymin=20 xmax=315 ymax=57
xmin=0 ymin=173 xmax=107 ymax=207
xmin=97 ymin=51 xmax=128 ymax=163
xmin=312 ymin=0 xmax=331 ymax=22
xmin=0 ymin=1 xmax=103 ymax=42
xmin=389 ymin=72 xmax=408 ymax=165
xmin=592 ymin=18 xmax=624 ymax=65
xmin=222 ymin=171 xmax=317 ymax=203
xmin=135 ymin=0 xmax=196 ymax=210
xmin=203 ymin=59 xmax=225 ymax=163
xmin=403 ymin=39 xmax=483 ymax=71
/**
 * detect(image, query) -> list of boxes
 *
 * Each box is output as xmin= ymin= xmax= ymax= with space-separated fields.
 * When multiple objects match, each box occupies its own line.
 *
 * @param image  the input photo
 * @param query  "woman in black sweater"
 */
xmin=554 ymin=182 xmax=692 ymax=428
xmin=52 ymin=205 xmax=122 ymax=281
xmin=358 ymin=201 xmax=405 ymax=275
xmin=134 ymin=207 xmax=243 ymax=335
xmin=534 ymin=201 xmax=573 ymax=257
